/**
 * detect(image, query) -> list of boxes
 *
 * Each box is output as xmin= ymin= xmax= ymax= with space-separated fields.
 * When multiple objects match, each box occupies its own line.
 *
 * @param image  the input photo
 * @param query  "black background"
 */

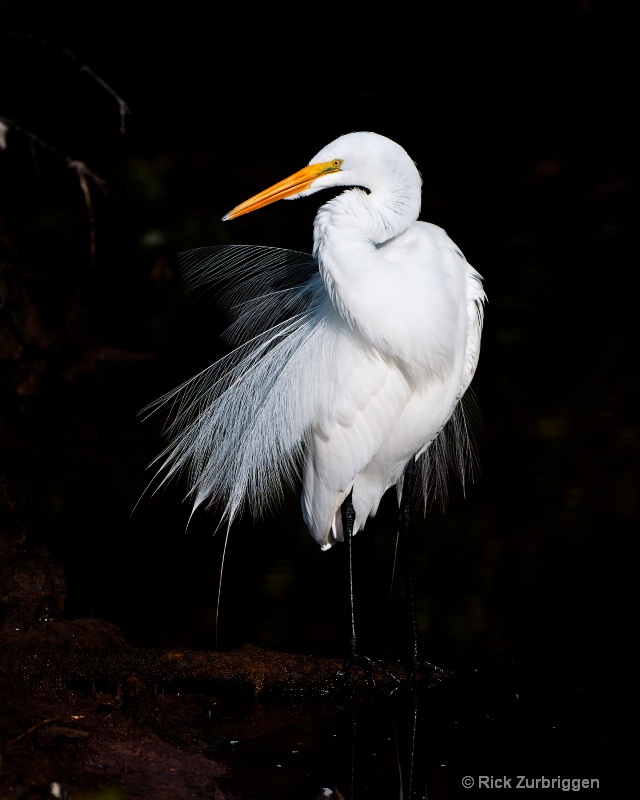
xmin=1 ymin=0 xmax=638 ymax=678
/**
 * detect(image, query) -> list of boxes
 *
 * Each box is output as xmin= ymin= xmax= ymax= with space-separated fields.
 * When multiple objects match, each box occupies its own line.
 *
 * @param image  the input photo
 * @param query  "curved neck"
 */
xmin=313 ymin=182 xmax=420 ymax=256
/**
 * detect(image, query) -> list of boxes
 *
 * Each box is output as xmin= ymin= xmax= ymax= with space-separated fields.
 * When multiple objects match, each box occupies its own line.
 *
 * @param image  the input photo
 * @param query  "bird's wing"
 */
xmin=301 ymin=342 xmax=416 ymax=548
xmin=413 ymin=242 xmax=486 ymax=508
xmin=460 ymin=263 xmax=486 ymax=398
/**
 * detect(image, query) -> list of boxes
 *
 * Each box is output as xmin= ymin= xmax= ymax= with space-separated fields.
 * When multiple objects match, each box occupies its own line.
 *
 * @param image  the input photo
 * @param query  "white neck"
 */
xmin=313 ymin=179 xmax=421 ymax=257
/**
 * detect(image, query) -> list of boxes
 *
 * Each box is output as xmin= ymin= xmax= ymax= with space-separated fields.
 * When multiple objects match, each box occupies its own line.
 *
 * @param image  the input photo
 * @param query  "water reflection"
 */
xmin=207 ymin=678 xmax=479 ymax=799
xmin=211 ymin=663 xmax=623 ymax=799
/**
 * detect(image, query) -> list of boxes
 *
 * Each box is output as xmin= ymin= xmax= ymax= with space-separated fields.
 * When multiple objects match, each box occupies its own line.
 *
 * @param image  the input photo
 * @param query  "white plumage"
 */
xmin=146 ymin=132 xmax=485 ymax=550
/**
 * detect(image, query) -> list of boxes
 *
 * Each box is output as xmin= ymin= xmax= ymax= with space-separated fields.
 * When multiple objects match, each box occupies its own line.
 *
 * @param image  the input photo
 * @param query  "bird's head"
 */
xmin=222 ymin=132 xmax=420 ymax=221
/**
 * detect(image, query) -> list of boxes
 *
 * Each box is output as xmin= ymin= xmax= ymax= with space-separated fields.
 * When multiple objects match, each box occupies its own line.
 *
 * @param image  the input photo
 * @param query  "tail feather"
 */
xmin=142 ymin=245 xmax=327 ymax=526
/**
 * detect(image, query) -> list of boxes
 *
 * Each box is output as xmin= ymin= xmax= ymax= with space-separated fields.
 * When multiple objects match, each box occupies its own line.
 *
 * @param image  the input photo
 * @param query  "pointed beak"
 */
xmin=222 ymin=160 xmax=342 ymax=221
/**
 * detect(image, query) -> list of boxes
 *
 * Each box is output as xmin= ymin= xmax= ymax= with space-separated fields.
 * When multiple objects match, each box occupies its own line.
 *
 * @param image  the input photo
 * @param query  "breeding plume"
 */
xmin=147 ymin=132 xmax=485 ymax=671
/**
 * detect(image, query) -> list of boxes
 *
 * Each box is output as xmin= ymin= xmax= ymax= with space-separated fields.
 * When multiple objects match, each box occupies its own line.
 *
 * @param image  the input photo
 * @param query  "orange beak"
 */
xmin=222 ymin=160 xmax=342 ymax=221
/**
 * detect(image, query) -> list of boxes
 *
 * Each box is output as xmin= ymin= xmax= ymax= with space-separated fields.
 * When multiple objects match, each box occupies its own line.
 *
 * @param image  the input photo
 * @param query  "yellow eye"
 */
xmin=318 ymin=159 xmax=343 ymax=176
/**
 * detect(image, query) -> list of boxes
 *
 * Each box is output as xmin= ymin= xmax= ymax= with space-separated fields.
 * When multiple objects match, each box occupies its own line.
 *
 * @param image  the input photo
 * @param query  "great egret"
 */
xmin=147 ymin=131 xmax=485 ymax=679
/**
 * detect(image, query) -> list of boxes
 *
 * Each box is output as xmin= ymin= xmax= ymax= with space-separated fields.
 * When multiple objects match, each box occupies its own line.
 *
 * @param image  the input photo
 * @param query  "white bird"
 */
xmin=147 ymin=131 xmax=485 ymax=676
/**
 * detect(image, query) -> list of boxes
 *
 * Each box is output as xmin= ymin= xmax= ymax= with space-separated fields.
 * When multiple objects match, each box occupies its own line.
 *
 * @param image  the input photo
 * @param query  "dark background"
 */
xmin=0 ymin=0 xmax=637 ymax=679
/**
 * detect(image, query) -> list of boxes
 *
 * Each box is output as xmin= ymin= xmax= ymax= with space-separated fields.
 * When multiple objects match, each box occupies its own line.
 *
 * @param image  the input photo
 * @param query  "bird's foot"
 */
xmin=407 ymin=658 xmax=459 ymax=687
xmin=337 ymin=651 xmax=402 ymax=691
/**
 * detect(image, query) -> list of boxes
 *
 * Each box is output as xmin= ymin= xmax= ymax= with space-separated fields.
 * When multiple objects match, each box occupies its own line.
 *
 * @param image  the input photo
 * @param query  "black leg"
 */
xmin=344 ymin=493 xmax=358 ymax=658
xmin=338 ymin=492 xmax=400 ymax=688
xmin=400 ymin=457 xmax=452 ymax=684
xmin=399 ymin=457 xmax=419 ymax=672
